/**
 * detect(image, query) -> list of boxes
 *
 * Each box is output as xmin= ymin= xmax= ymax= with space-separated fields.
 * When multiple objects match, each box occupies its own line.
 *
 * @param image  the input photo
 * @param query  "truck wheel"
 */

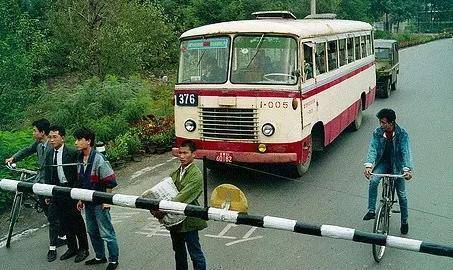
xmin=391 ymin=78 xmax=397 ymax=91
xmin=380 ymin=78 xmax=391 ymax=98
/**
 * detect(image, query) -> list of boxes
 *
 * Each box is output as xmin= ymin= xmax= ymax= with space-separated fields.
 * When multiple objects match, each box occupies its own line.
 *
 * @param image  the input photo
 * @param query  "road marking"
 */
xmin=129 ymin=157 xmax=177 ymax=180
xmin=205 ymin=224 xmax=264 ymax=246
xmin=0 ymin=224 xmax=47 ymax=248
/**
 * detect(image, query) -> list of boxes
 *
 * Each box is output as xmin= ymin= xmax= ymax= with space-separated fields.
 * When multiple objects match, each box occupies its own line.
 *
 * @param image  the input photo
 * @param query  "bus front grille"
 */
xmin=199 ymin=108 xmax=258 ymax=141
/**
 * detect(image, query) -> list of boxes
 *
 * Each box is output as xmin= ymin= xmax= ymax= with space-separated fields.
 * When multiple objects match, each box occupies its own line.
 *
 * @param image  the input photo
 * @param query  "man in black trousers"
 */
xmin=44 ymin=125 xmax=89 ymax=263
xmin=5 ymin=119 xmax=66 ymax=261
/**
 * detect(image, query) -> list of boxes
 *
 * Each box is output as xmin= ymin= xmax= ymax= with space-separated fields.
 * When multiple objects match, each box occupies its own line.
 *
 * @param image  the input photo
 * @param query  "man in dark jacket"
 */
xmin=44 ymin=125 xmax=89 ymax=263
xmin=4 ymin=119 xmax=66 ymax=261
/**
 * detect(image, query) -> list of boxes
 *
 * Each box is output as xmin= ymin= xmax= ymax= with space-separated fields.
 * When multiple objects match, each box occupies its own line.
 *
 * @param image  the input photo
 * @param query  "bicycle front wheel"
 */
xmin=372 ymin=204 xmax=390 ymax=262
xmin=6 ymin=193 xmax=23 ymax=248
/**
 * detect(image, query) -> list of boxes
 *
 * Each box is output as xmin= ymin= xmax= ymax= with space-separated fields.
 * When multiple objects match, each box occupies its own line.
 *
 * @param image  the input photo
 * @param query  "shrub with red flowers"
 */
xmin=133 ymin=114 xmax=175 ymax=153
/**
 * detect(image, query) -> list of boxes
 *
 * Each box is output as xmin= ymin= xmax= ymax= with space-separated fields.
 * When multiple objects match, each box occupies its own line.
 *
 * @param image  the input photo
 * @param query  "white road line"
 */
xmin=129 ymin=157 xmax=177 ymax=180
xmin=0 ymin=224 xmax=47 ymax=248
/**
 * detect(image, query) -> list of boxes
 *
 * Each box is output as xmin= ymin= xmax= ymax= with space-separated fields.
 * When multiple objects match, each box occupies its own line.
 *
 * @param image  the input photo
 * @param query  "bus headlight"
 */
xmin=262 ymin=123 xmax=275 ymax=137
xmin=184 ymin=119 xmax=196 ymax=132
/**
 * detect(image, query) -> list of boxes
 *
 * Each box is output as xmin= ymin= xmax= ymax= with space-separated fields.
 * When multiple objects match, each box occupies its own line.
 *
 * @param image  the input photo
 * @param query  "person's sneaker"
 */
xmin=401 ymin=222 xmax=409 ymax=235
xmin=106 ymin=262 xmax=119 ymax=270
xmin=363 ymin=211 xmax=376 ymax=220
xmin=85 ymin=257 xmax=107 ymax=265
xmin=47 ymin=250 xmax=57 ymax=262
xmin=74 ymin=249 xmax=89 ymax=263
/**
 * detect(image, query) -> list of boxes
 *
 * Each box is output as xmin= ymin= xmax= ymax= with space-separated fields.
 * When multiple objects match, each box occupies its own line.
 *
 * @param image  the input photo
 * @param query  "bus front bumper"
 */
xmin=172 ymin=148 xmax=298 ymax=164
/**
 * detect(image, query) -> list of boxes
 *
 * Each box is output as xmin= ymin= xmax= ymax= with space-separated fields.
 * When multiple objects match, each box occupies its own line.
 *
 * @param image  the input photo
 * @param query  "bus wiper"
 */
xmin=196 ymin=37 xmax=207 ymax=68
xmin=246 ymin=34 xmax=265 ymax=69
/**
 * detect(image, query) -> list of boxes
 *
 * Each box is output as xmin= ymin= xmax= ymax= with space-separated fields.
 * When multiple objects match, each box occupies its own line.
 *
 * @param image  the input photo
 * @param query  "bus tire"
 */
xmin=391 ymin=78 xmax=397 ymax=91
xmin=380 ymin=78 xmax=391 ymax=98
xmin=295 ymin=136 xmax=312 ymax=177
xmin=350 ymin=99 xmax=363 ymax=131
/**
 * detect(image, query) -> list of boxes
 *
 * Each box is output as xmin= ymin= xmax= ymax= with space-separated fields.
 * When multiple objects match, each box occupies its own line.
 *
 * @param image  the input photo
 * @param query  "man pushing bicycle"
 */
xmin=363 ymin=108 xmax=413 ymax=234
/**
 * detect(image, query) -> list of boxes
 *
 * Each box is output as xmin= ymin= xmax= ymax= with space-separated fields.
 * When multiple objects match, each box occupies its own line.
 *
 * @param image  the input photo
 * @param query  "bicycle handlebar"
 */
xmin=6 ymin=163 xmax=38 ymax=175
xmin=371 ymin=173 xmax=405 ymax=178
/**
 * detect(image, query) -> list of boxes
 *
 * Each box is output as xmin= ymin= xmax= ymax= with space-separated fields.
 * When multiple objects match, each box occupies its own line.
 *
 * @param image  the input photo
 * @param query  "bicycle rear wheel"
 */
xmin=6 ymin=193 xmax=23 ymax=248
xmin=372 ymin=204 xmax=389 ymax=262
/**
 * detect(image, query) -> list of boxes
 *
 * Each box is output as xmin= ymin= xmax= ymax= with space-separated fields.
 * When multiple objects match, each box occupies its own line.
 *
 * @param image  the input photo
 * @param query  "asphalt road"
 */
xmin=1 ymin=38 xmax=453 ymax=270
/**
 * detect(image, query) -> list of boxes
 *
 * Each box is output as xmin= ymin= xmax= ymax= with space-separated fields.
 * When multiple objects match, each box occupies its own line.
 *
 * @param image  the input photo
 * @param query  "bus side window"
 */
xmin=327 ymin=40 xmax=338 ymax=71
xmin=366 ymin=35 xmax=372 ymax=56
xmin=347 ymin=37 xmax=354 ymax=63
xmin=315 ymin=42 xmax=327 ymax=75
xmin=303 ymin=43 xmax=314 ymax=80
xmin=339 ymin=39 xmax=347 ymax=66
xmin=361 ymin=35 xmax=367 ymax=58
xmin=355 ymin=36 xmax=361 ymax=60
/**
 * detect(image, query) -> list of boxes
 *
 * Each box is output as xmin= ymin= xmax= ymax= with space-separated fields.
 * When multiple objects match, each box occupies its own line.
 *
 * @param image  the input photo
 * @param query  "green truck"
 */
xmin=374 ymin=39 xmax=399 ymax=98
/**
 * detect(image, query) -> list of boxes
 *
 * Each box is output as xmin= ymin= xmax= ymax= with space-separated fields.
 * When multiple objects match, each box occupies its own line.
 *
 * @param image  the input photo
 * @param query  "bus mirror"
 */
xmin=292 ymin=70 xmax=301 ymax=78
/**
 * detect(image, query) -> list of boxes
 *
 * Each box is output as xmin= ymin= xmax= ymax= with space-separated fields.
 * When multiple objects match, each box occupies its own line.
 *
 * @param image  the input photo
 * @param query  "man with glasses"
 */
xmin=363 ymin=108 xmax=413 ymax=234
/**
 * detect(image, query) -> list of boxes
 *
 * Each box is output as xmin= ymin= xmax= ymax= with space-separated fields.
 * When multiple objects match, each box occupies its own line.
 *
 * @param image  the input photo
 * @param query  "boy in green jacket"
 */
xmin=152 ymin=140 xmax=207 ymax=270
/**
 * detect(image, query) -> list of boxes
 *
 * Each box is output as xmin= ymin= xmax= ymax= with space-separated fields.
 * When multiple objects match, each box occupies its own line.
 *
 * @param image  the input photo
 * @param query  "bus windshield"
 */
xmin=231 ymin=35 xmax=298 ymax=85
xmin=375 ymin=48 xmax=391 ymax=60
xmin=178 ymin=37 xmax=230 ymax=84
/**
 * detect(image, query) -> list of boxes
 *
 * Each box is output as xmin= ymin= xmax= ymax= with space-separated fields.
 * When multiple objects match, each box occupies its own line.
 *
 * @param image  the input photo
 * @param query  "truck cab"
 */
xmin=374 ymin=39 xmax=399 ymax=98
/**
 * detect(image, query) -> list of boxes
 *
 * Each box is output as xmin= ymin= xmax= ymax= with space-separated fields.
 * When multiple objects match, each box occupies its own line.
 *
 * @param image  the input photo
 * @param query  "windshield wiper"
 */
xmin=196 ymin=37 xmax=207 ymax=68
xmin=246 ymin=34 xmax=265 ymax=69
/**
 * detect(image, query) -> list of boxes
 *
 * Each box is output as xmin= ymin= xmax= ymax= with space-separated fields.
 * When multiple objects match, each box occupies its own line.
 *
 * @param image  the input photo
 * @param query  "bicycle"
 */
xmin=371 ymin=173 xmax=404 ymax=262
xmin=5 ymin=163 xmax=43 ymax=248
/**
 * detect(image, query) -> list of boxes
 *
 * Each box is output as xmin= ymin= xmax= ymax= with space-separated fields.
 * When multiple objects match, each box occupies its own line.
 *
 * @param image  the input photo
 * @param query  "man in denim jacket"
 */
xmin=363 ymin=108 xmax=413 ymax=234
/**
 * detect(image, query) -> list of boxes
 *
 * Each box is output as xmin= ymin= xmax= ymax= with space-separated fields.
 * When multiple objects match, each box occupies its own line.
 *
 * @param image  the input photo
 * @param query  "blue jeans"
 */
xmin=368 ymin=162 xmax=408 ymax=222
xmin=170 ymin=230 xmax=206 ymax=270
xmin=85 ymin=204 xmax=119 ymax=262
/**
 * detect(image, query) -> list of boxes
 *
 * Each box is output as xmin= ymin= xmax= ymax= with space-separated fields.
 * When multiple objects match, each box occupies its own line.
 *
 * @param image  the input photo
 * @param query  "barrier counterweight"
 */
xmin=2 ymin=179 xmax=453 ymax=258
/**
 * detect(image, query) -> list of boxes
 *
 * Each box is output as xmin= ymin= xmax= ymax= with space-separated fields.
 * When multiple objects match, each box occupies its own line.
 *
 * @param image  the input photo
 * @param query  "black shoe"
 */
xmin=85 ymin=257 xmax=107 ymax=265
xmin=363 ymin=211 xmax=376 ymax=220
xmin=55 ymin=238 xmax=66 ymax=248
xmin=74 ymin=250 xmax=89 ymax=263
xmin=106 ymin=262 xmax=119 ymax=270
xmin=401 ymin=222 xmax=409 ymax=235
xmin=47 ymin=250 xmax=57 ymax=262
xmin=60 ymin=249 xmax=77 ymax=260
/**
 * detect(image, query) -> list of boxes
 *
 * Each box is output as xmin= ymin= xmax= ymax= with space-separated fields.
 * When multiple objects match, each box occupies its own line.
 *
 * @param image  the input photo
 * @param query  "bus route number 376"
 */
xmin=176 ymin=93 xmax=198 ymax=106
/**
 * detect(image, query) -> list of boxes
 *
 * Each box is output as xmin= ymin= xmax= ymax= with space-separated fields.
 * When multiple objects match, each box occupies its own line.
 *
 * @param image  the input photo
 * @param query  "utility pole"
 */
xmin=311 ymin=0 xmax=316 ymax=15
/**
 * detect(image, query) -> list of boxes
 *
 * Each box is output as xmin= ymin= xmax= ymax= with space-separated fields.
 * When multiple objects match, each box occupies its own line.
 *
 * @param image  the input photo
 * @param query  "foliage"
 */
xmin=106 ymin=129 xmax=141 ymax=161
xmin=0 ymin=0 xmax=50 ymax=129
xmin=0 ymin=130 xmax=37 ymax=212
xmin=48 ymin=0 xmax=176 ymax=78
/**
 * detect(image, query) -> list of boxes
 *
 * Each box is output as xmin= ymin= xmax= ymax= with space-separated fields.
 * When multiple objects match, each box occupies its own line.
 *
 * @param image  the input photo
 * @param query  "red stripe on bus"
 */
xmin=175 ymin=62 xmax=375 ymax=99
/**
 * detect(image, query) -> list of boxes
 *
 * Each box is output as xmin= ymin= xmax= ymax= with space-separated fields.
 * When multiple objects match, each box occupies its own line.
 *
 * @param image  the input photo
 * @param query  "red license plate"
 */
xmin=215 ymin=152 xmax=233 ymax=163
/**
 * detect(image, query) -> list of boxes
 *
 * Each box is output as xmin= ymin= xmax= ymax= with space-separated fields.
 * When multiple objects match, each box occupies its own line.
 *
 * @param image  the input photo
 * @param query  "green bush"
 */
xmin=106 ymin=129 xmax=141 ymax=161
xmin=0 ymin=130 xmax=37 ymax=212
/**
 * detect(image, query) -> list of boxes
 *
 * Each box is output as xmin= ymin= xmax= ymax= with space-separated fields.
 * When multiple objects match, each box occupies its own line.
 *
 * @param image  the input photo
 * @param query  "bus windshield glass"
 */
xmin=178 ymin=37 xmax=230 ymax=84
xmin=375 ymin=48 xmax=391 ymax=60
xmin=231 ymin=35 xmax=298 ymax=85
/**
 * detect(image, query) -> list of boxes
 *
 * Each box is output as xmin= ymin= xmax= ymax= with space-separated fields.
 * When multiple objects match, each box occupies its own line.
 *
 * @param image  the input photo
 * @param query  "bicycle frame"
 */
xmin=5 ymin=163 xmax=40 ymax=248
xmin=371 ymin=173 xmax=404 ymax=262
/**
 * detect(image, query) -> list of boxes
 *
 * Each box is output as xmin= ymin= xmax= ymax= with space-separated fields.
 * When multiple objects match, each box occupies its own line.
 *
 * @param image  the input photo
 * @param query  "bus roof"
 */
xmin=180 ymin=19 xmax=373 ymax=39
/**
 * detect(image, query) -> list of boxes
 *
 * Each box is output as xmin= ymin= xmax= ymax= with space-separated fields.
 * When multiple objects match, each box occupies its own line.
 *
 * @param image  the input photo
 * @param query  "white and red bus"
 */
xmin=173 ymin=11 xmax=376 ymax=176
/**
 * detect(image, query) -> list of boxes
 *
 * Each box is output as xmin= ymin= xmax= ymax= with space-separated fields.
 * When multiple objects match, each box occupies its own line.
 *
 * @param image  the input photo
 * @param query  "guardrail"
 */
xmin=1 ymin=178 xmax=452 ymax=258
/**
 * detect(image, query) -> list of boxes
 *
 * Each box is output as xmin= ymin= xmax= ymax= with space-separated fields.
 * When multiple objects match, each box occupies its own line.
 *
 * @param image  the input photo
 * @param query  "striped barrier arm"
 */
xmin=1 ymin=178 xmax=453 ymax=258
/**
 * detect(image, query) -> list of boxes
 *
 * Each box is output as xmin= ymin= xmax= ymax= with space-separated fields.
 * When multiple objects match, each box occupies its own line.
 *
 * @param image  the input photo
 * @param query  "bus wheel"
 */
xmin=350 ymin=99 xmax=363 ymax=131
xmin=381 ymin=78 xmax=391 ymax=98
xmin=295 ymin=136 xmax=312 ymax=177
